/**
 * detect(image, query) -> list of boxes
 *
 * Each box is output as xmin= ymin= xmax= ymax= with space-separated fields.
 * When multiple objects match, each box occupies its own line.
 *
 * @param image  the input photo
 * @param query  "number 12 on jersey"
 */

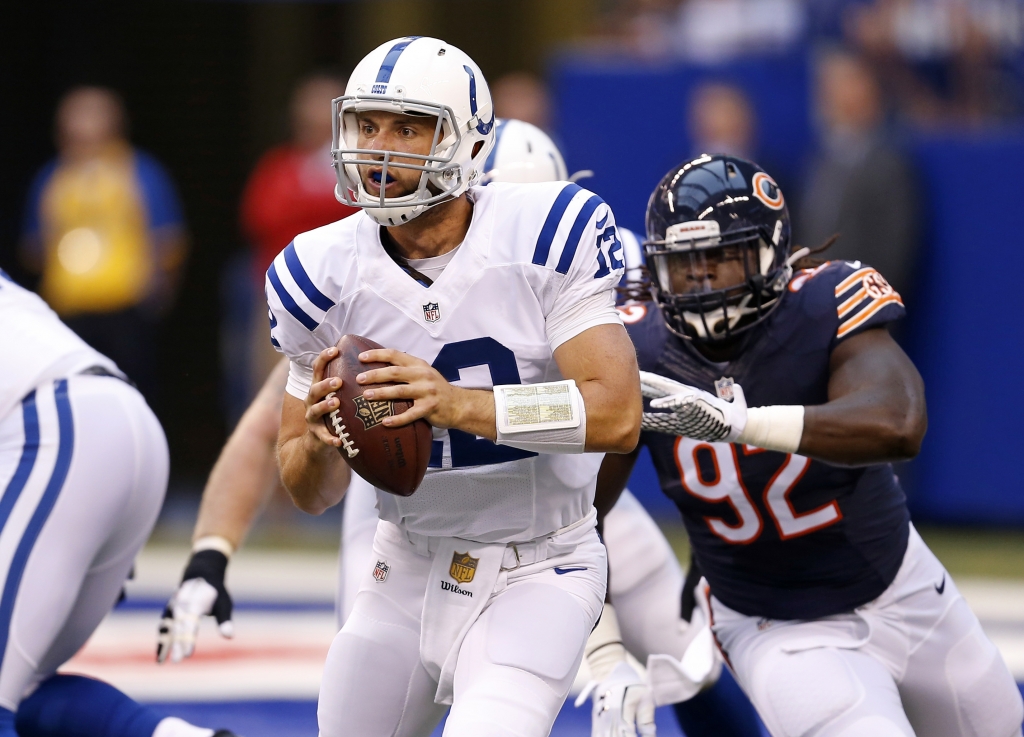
xmin=675 ymin=437 xmax=842 ymax=544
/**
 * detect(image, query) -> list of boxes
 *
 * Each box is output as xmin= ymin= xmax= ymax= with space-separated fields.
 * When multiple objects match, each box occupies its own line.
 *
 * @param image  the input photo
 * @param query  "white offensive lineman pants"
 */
xmin=604 ymin=489 xmax=691 ymax=664
xmin=319 ymin=516 xmax=607 ymax=737
xmin=0 ymin=375 xmax=168 ymax=709
xmin=711 ymin=525 xmax=1024 ymax=737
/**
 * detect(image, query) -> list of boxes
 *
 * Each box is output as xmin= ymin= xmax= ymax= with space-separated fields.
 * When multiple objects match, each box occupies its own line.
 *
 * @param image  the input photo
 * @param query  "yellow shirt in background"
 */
xmin=38 ymin=144 xmax=154 ymax=316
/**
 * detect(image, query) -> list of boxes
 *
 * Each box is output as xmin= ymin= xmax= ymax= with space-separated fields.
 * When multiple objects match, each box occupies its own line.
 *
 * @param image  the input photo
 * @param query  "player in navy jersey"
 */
xmin=597 ymin=154 xmax=1023 ymax=736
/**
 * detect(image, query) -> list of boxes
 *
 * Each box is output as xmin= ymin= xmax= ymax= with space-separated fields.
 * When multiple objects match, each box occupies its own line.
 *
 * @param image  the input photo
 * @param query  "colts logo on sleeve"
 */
xmin=449 ymin=552 xmax=479 ymax=584
xmin=353 ymin=395 xmax=394 ymax=430
xmin=373 ymin=560 xmax=390 ymax=582
xmin=423 ymin=302 xmax=441 ymax=323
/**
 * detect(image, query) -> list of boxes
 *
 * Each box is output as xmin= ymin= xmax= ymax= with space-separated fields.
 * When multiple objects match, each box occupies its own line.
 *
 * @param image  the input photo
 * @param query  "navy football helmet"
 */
xmin=644 ymin=154 xmax=793 ymax=342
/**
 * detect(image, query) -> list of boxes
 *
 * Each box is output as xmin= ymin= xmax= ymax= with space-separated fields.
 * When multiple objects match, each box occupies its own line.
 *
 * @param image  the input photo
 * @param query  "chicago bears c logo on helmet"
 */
xmin=752 ymin=172 xmax=785 ymax=210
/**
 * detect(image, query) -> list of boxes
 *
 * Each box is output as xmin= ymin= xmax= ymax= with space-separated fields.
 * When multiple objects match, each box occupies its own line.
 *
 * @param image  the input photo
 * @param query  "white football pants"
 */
xmin=603 ymin=489 xmax=692 ymax=662
xmin=336 ymin=483 xmax=690 ymax=661
xmin=319 ymin=518 xmax=607 ymax=737
xmin=711 ymin=525 xmax=1024 ymax=737
xmin=0 ymin=375 xmax=168 ymax=709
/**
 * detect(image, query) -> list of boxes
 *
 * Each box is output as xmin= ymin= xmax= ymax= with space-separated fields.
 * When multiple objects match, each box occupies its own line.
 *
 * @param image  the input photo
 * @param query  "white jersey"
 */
xmin=0 ymin=271 xmax=118 ymax=421
xmin=266 ymin=181 xmax=626 ymax=543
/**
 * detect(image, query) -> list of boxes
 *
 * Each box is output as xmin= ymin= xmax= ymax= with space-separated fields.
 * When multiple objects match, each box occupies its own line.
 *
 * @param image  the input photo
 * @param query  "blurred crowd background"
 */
xmin=1 ymin=0 xmax=1022 ymax=533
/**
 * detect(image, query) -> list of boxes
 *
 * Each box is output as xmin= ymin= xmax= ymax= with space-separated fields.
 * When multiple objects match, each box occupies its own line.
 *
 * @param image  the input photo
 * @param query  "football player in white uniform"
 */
xmin=0 ymin=270 xmax=235 ymax=737
xmin=159 ymin=116 xmax=758 ymax=736
xmin=271 ymin=37 xmax=641 ymax=736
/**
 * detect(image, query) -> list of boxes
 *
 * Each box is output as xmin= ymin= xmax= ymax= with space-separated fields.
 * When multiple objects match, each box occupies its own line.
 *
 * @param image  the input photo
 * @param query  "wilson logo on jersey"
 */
xmin=353 ymin=395 xmax=394 ymax=430
xmin=423 ymin=302 xmax=441 ymax=322
xmin=834 ymin=267 xmax=904 ymax=339
xmin=449 ymin=551 xmax=479 ymax=584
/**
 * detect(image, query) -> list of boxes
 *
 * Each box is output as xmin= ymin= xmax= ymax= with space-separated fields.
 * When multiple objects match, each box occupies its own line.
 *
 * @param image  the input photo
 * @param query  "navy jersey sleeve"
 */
xmin=789 ymin=260 xmax=905 ymax=346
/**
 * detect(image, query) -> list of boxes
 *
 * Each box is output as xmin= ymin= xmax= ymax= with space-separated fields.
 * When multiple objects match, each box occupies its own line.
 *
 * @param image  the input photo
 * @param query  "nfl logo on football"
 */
xmin=422 ymin=302 xmax=441 ymax=323
xmin=373 ymin=560 xmax=390 ymax=583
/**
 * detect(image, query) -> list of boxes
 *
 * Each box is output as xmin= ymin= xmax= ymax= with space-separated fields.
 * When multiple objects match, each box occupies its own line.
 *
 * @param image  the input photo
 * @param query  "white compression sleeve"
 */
xmin=736 ymin=405 xmax=805 ymax=454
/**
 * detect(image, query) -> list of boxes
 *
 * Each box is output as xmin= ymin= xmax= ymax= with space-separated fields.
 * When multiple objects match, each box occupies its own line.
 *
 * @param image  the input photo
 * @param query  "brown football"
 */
xmin=322 ymin=334 xmax=433 ymax=497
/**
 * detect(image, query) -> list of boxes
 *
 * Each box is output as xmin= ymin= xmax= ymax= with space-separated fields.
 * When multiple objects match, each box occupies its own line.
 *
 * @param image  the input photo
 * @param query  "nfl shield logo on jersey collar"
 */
xmin=423 ymin=302 xmax=441 ymax=323
xmin=373 ymin=560 xmax=390 ymax=582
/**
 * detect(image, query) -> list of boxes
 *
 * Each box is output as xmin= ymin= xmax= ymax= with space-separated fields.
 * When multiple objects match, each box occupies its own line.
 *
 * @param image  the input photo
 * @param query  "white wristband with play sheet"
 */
xmin=493 ymin=379 xmax=587 ymax=454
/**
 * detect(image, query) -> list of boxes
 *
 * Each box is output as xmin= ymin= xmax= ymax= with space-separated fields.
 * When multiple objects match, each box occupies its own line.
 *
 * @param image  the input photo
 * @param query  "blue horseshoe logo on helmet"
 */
xmin=463 ymin=65 xmax=495 ymax=135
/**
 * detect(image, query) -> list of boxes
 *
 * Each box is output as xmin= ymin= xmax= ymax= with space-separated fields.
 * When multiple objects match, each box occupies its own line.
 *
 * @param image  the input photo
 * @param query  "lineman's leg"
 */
xmin=319 ymin=521 xmax=447 ymax=737
xmin=604 ymin=494 xmax=762 ymax=736
xmin=443 ymin=533 xmax=607 ymax=737
xmin=0 ymin=377 xmax=217 ymax=737
xmin=878 ymin=529 xmax=1023 ymax=737
xmin=336 ymin=474 xmax=379 ymax=628
xmin=603 ymin=489 xmax=689 ymax=661
xmin=712 ymin=598 xmax=915 ymax=736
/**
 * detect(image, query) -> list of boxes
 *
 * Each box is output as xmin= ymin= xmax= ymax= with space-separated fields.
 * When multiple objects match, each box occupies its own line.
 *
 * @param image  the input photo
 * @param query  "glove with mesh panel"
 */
xmin=639 ymin=371 xmax=748 ymax=442
xmin=157 ymin=550 xmax=234 ymax=664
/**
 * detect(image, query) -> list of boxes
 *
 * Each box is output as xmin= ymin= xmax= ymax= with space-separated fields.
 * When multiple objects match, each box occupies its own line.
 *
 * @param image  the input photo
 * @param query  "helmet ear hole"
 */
xmin=472 ymin=141 xmax=484 ymax=158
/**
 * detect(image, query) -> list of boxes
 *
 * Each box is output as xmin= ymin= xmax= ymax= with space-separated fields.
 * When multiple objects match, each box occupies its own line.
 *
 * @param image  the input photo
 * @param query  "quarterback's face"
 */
xmin=667 ymin=244 xmax=755 ymax=295
xmin=355 ymin=110 xmax=440 ymax=199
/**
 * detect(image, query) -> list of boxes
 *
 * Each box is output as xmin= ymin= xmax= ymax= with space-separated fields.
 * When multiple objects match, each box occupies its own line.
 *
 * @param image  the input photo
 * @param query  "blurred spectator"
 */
xmin=687 ymin=81 xmax=794 ymax=195
xmin=797 ymin=48 xmax=920 ymax=299
xmin=492 ymin=72 xmax=553 ymax=131
xmin=239 ymin=74 xmax=356 ymax=390
xmin=587 ymin=0 xmax=683 ymax=58
xmin=688 ymin=82 xmax=756 ymax=159
xmin=241 ymin=74 xmax=354 ymax=284
xmin=20 ymin=86 xmax=186 ymax=401
xmin=845 ymin=0 xmax=1024 ymax=125
xmin=674 ymin=0 xmax=807 ymax=62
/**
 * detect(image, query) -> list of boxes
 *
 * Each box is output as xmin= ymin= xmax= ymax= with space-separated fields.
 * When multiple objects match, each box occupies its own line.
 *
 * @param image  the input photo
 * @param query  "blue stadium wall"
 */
xmin=551 ymin=52 xmax=1024 ymax=524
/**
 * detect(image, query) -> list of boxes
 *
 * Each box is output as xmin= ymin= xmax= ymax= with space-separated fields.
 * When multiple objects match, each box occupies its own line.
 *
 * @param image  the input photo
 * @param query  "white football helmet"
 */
xmin=480 ymin=118 xmax=568 ymax=184
xmin=332 ymin=37 xmax=496 ymax=226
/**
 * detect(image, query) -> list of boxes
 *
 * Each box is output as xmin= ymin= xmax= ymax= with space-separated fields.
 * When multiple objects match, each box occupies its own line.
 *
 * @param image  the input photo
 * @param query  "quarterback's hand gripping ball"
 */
xmin=157 ymin=550 xmax=233 ymax=664
xmin=639 ymin=371 xmax=748 ymax=443
xmin=577 ymin=660 xmax=657 ymax=737
xmin=322 ymin=334 xmax=432 ymax=496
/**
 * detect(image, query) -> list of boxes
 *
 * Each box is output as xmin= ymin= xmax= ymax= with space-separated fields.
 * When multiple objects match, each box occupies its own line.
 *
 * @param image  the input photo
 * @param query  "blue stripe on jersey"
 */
xmin=483 ymin=118 xmax=507 ymax=175
xmin=268 ymin=262 xmax=318 ymax=332
xmin=284 ymin=243 xmax=334 ymax=312
xmin=556 ymin=194 xmax=605 ymax=275
xmin=533 ymin=183 xmax=583 ymax=267
xmin=0 ymin=380 xmax=74 ymax=669
xmin=0 ymin=392 xmax=40 ymax=532
xmin=375 ymin=37 xmax=421 ymax=84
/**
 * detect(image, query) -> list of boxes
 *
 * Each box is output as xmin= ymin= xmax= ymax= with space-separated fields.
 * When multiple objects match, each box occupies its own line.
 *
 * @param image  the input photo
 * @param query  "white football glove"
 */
xmin=576 ymin=661 xmax=656 ymax=737
xmin=646 ymin=584 xmax=723 ymax=706
xmin=157 ymin=550 xmax=234 ymax=664
xmin=639 ymin=371 xmax=747 ymax=443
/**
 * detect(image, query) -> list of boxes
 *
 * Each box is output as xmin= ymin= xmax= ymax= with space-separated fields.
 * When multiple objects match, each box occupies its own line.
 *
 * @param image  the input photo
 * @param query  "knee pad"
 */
xmin=758 ymin=649 xmax=864 ymax=736
xmin=485 ymin=584 xmax=590 ymax=686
